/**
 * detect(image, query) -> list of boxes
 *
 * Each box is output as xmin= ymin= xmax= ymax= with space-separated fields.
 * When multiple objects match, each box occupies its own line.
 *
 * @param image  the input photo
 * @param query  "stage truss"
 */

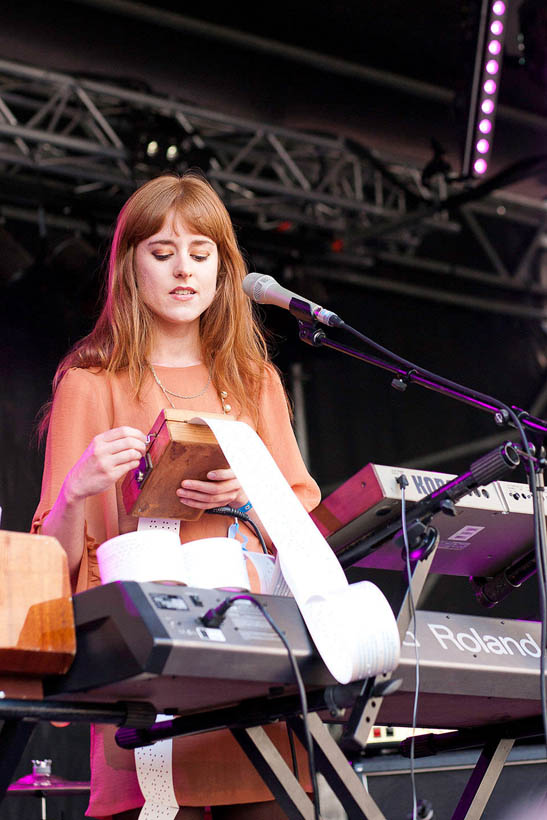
xmin=0 ymin=57 xmax=546 ymax=318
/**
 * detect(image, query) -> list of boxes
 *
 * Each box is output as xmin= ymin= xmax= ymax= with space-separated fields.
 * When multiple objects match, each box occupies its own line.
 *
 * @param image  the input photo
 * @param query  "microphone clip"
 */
xmin=394 ymin=520 xmax=439 ymax=563
xmin=298 ymin=319 xmax=326 ymax=347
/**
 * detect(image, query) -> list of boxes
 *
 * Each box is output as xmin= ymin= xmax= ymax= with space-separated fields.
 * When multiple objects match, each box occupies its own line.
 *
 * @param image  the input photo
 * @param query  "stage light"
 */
xmin=166 ymin=144 xmax=179 ymax=161
xmin=146 ymin=140 xmax=159 ymax=157
xmin=462 ymin=0 xmax=509 ymax=178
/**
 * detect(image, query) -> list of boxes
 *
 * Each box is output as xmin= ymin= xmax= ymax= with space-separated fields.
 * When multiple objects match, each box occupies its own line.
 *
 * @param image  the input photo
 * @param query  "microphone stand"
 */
xmin=292 ymin=305 xmax=547 ymax=756
xmin=296 ymin=315 xmax=547 ymax=438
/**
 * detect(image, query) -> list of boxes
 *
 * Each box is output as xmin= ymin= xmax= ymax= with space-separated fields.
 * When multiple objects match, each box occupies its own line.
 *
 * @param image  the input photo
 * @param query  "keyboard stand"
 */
xmin=401 ymin=715 xmax=544 ymax=820
xmin=453 ymin=737 xmax=515 ymax=820
xmin=232 ymin=713 xmax=389 ymax=819
xmin=343 ymin=539 xmax=439 ymax=751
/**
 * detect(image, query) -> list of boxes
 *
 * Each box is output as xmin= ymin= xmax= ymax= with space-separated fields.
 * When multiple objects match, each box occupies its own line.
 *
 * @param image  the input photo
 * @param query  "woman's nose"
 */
xmin=173 ymin=262 xmax=191 ymax=278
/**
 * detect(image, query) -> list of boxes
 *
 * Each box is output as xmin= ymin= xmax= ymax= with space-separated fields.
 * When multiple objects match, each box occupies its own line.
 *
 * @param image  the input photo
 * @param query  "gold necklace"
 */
xmin=149 ymin=363 xmax=231 ymax=413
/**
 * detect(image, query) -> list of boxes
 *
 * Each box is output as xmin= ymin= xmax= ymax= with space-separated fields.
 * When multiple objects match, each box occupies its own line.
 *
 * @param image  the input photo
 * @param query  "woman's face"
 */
xmin=134 ymin=211 xmax=219 ymax=332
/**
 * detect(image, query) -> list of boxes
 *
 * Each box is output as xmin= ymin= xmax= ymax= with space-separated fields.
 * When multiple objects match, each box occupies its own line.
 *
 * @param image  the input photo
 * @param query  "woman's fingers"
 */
xmin=97 ymin=428 xmax=147 ymax=456
xmin=65 ymin=427 xmax=147 ymax=501
xmin=109 ymin=448 xmax=146 ymax=467
xmin=101 ymin=426 xmax=147 ymax=444
xmin=91 ymin=428 xmax=146 ymax=467
xmin=177 ymin=493 xmax=239 ymax=509
xmin=176 ymin=474 xmax=243 ymax=509
xmin=205 ymin=468 xmax=236 ymax=481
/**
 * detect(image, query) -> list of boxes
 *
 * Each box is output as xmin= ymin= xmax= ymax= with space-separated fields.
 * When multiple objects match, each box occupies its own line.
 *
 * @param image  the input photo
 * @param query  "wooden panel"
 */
xmin=310 ymin=463 xmax=387 ymax=537
xmin=0 ymin=531 xmax=75 ymax=677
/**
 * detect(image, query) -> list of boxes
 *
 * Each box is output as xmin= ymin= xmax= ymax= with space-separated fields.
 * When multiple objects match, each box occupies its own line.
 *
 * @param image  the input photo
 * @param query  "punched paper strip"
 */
xmin=135 ymin=715 xmax=179 ymax=820
xmin=135 ymin=520 xmax=180 ymax=820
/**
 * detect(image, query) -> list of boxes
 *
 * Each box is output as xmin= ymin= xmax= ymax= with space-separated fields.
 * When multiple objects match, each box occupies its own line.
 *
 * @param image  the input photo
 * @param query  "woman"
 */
xmin=32 ymin=172 xmax=321 ymax=819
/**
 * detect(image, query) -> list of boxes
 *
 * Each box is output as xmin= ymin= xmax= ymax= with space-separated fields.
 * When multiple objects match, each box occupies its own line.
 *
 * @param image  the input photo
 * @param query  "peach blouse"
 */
xmin=32 ymin=363 xmax=320 ymax=816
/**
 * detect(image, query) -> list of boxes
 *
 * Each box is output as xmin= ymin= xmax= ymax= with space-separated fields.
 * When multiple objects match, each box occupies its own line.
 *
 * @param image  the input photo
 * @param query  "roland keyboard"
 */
xmin=44 ymin=581 xmax=545 ymax=729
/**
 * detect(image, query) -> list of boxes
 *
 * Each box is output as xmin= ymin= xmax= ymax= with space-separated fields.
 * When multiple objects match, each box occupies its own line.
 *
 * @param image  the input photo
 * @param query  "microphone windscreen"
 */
xmin=242 ymin=272 xmax=261 ymax=298
xmin=242 ymin=272 xmax=276 ymax=304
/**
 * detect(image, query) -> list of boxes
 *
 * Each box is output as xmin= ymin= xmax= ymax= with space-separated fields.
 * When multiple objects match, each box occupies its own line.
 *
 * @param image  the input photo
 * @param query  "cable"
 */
xmin=205 ymin=506 xmax=269 ymax=554
xmin=399 ymin=477 xmax=421 ymax=820
xmin=200 ymin=594 xmax=321 ymax=819
xmin=531 ymin=471 xmax=547 ymax=762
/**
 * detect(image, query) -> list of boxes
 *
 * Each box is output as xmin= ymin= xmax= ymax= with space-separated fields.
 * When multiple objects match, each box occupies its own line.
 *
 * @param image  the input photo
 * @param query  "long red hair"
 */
xmin=38 ymin=172 xmax=270 ymax=437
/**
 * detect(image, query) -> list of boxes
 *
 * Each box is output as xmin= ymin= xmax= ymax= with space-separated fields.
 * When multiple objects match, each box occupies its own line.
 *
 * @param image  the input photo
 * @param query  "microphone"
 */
xmin=243 ymin=273 xmax=343 ymax=327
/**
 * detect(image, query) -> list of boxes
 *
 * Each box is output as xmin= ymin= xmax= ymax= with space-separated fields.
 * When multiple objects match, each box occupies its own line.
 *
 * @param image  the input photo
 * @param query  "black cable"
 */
xmin=200 ymin=594 xmax=321 ymax=819
xmin=205 ymin=506 xmax=269 ymax=554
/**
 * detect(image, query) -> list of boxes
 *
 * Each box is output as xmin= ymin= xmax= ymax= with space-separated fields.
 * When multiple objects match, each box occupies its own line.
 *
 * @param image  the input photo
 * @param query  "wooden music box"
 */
xmin=122 ymin=408 xmax=230 ymax=520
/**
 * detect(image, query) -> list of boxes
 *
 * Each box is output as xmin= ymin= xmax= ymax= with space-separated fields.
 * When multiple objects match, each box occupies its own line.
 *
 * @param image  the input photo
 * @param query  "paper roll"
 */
xmin=180 ymin=537 xmax=250 ymax=590
xmin=97 ymin=530 xmax=186 ymax=585
xmin=97 ymin=531 xmax=251 ymax=591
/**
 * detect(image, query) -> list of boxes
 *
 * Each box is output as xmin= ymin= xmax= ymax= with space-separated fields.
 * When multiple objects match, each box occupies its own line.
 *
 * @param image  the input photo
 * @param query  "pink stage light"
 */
xmin=465 ymin=0 xmax=507 ymax=178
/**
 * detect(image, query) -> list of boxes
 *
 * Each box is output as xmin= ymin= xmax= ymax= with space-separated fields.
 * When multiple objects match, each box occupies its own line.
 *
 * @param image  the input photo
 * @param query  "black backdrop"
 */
xmin=1 ymin=237 xmax=544 ymax=613
xmin=0 ymin=221 xmax=546 ymax=819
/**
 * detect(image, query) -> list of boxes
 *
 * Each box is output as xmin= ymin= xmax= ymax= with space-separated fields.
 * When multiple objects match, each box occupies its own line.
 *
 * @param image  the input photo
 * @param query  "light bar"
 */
xmin=462 ymin=0 xmax=509 ymax=178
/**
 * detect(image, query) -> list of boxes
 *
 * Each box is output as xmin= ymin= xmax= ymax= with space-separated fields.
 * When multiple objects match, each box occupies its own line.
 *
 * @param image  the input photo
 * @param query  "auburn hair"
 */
xmin=38 ymin=172 xmax=271 ymax=438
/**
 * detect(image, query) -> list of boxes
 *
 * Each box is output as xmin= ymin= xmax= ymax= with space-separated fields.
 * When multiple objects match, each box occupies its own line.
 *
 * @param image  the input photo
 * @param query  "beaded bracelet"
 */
xmin=236 ymin=500 xmax=253 ymax=515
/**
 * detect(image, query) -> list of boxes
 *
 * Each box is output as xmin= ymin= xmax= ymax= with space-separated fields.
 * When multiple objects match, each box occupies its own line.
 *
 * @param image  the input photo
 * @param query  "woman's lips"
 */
xmin=170 ymin=287 xmax=196 ymax=298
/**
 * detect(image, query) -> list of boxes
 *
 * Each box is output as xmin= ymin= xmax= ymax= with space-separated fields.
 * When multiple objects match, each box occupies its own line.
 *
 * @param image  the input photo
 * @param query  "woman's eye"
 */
xmin=153 ymin=253 xmax=172 ymax=261
xmin=192 ymin=254 xmax=209 ymax=262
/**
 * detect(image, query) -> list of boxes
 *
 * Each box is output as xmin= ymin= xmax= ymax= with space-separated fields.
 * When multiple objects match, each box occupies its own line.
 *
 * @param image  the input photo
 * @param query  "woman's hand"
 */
xmin=177 ymin=468 xmax=247 ymax=510
xmin=63 ymin=426 xmax=147 ymax=503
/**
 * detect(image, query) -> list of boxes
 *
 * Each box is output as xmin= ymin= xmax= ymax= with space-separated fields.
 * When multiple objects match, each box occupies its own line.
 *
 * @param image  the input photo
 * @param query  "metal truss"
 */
xmin=0 ymin=57 xmax=546 ymax=317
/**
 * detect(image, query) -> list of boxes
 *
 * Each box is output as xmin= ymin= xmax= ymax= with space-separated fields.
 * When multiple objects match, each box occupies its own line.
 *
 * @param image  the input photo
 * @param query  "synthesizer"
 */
xmin=44 ymin=581 xmax=545 ymax=729
xmin=44 ymin=581 xmax=336 ymax=714
xmin=311 ymin=463 xmax=534 ymax=577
